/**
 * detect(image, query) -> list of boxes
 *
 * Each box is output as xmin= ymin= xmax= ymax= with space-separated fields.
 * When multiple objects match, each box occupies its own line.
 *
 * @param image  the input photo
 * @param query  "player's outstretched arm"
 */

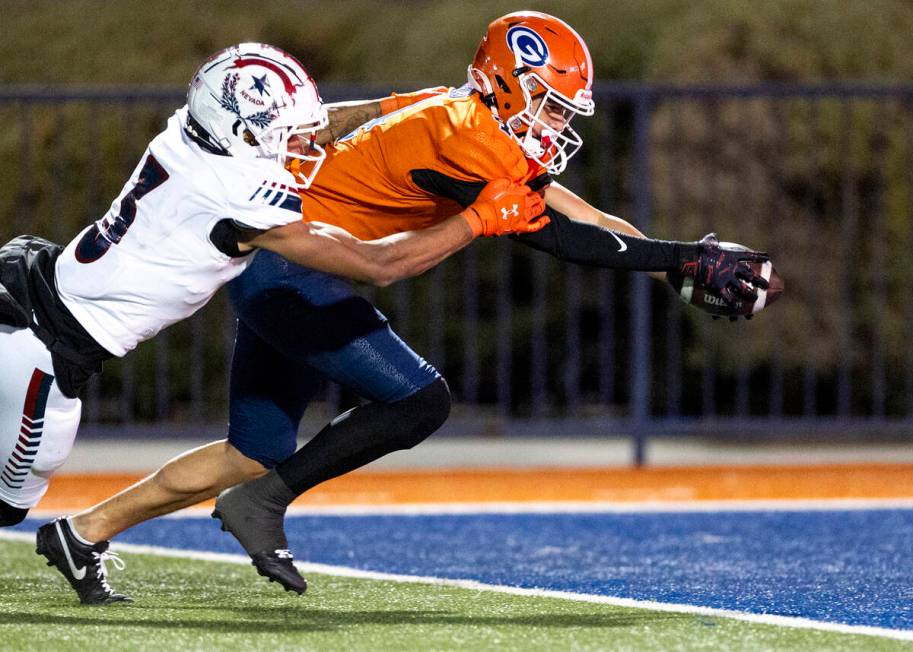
xmin=543 ymin=182 xmax=665 ymax=280
xmin=317 ymin=100 xmax=385 ymax=145
xmin=520 ymin=181 xmax=690 ymax=274
xmin=545 ymin=182 xmax=647 ymax=238
xmin=245 ymin=178 xmax=547 ymax=287
xmin=317 ymin=88 xmax=447 ymax=144
xmin=522 ymin=182 xmax=770 ymax=310
xmin=248 ymin=218 xmax=473 ymax=287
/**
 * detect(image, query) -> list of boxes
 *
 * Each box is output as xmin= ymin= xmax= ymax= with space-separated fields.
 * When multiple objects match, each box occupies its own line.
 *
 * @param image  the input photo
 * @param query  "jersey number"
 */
xmin=75 ymin=154 xmax=170 ymax=263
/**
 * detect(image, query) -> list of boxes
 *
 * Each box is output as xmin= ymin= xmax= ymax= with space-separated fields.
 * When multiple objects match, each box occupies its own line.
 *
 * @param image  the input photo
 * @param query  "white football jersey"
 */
xmin=56 ymin=106 xmax=304 ymax=357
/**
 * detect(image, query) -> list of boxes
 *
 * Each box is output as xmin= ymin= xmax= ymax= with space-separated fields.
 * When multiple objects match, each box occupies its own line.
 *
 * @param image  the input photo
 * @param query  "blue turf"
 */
xmin=16 ymin=509 xmax=913 ymax=630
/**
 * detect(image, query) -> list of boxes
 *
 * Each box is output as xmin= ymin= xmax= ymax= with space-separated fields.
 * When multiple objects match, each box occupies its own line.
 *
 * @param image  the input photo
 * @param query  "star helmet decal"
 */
xmin=250 ymin=74 xmax=271 ymax=97
xmin=216 ymin=71 xmax=278 ymax=130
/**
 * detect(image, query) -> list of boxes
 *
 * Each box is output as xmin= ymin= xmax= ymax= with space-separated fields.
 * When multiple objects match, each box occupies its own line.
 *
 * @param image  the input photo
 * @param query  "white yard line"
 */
xmin=1 ymin=528 xmax=911 ymax=642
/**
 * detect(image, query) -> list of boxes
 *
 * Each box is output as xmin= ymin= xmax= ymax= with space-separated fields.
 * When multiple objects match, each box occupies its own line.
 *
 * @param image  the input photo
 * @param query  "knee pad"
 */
xmin=0 ymin=499 xmax=28 ymax=527
xmin=393 ymin=377 xmax=451 ymax=450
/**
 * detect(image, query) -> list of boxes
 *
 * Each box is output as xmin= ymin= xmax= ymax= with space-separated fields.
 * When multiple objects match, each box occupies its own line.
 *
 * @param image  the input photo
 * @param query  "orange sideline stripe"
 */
xmin=36 ymin=464 xmax=913 ymax=511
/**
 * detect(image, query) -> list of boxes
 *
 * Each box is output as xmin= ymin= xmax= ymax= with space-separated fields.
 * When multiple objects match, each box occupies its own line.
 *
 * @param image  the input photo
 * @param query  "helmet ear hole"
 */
xmin=242 ymin=129 xmax=259 ymax=146
xmin=495 ymin=75 xmax=512 ymax=94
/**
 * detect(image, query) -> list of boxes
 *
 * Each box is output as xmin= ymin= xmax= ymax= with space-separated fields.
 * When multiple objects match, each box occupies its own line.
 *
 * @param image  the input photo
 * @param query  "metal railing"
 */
xmin=3 ymin=83 xmax=913 ymax=460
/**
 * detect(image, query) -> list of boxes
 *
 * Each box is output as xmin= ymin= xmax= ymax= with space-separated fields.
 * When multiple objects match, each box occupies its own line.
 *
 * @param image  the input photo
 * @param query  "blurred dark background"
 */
xmin=3 ymin=0 xmax=911 ymax=85
xmin=2 ymin=1 xmax=913 ymax=457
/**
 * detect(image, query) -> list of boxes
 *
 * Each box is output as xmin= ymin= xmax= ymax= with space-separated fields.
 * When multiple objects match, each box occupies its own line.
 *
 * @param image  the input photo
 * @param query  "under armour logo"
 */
xmin=500 ymin=204 xmax=519 ymax=220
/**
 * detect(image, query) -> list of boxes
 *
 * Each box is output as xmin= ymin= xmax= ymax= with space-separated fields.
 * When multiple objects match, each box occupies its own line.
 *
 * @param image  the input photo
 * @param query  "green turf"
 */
xmin=0 ymin=539 xmax=906 ymax=651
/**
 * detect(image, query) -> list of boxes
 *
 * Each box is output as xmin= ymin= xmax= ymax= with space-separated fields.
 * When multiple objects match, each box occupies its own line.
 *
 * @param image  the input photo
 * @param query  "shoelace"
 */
xmin=91 ymin=550 xmax=126 ymax=595
xmin=274 ymin=549 xmax=294 ymax=560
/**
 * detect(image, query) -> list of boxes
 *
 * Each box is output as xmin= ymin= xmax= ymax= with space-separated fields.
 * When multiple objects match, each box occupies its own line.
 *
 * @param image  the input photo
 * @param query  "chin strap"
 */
xmin=479 ymin=91 xmax=499 ymax=112
xmin=184 ymin=113 xmax=230 ymax=156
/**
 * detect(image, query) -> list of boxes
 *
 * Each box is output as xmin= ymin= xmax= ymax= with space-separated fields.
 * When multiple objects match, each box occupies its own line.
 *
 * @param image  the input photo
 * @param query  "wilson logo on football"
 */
xmin=506 ymin=26 xmax=549 ymax=67
xmin=703 ymin=294 xmax=738 ymax=308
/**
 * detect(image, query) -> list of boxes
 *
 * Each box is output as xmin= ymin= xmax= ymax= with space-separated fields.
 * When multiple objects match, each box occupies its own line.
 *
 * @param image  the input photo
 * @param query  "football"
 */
xmin=668 ymin=255 xmax=784 ymax=319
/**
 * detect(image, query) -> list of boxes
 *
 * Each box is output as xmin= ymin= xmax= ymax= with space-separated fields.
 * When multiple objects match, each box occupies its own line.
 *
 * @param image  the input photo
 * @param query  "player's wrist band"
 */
xmin=460 ymin=207 xmax=486 ymax=237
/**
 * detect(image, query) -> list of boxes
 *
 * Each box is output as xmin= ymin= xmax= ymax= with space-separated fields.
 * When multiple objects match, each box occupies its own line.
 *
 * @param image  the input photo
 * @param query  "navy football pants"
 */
xmin=226 ymin=250 xmax=441 ymax=467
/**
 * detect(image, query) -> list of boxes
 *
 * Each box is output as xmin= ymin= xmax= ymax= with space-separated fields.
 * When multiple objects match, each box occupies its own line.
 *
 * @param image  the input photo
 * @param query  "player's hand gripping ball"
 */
xmin=669 ymin=233 xmax=783 ymax=319
xmin=462 ymin=178 xmax=550 ymax=237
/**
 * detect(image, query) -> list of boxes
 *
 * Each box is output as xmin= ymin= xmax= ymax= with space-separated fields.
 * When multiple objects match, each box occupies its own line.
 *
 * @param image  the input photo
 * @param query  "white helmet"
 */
xmin=186 ymin=43 xmax=328 ymax=188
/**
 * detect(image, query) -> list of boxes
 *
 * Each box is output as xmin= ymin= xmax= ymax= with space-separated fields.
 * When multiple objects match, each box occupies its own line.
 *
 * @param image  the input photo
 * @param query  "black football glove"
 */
xmin=677 ymin=233 xmax=770 ymax=307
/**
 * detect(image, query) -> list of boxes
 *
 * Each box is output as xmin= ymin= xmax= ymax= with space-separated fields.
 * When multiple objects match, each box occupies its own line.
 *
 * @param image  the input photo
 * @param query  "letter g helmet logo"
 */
xmin=506 ymin=26 xmax=549 ymax=67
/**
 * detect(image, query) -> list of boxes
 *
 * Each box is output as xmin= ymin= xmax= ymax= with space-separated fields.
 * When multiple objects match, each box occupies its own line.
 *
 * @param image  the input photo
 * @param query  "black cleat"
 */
xmin=36 ymin=518 xmax=131 ymax=605
xmin=212 ymin=473 xmax=306 ymax=594
xmin=252 ymin=550 xmax=307 ymax=595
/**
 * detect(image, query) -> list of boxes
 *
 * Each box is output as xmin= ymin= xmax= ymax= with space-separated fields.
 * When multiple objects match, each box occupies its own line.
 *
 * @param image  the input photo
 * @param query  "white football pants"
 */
xmin=0 ymin=324 xmax=81 ymax=509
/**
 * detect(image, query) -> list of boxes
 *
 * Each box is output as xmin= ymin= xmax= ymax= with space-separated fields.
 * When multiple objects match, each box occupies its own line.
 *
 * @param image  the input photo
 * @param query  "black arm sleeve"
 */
xmin=510 ymin=208 xmax=697 ymax=272
xmin=410 ymin=168 xmax=488 ymax=205
xmin=408 ymin=168 xmax=695 ymax=272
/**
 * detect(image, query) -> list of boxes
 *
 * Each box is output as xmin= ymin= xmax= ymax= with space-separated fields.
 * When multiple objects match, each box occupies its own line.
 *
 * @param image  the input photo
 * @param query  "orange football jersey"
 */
xmin=293 ymin=87 xmax=544 ymax=240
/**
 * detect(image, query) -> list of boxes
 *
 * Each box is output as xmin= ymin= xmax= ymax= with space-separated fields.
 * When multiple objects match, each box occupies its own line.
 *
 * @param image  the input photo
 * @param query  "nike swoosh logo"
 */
xmin=55 ymin=520 xmax=87 ymax=580
xmin=609 ymin=231 xmax=628 ymax=252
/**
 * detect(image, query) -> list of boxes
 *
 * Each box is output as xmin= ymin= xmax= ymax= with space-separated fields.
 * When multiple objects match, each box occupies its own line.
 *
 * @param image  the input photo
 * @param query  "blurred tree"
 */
xmin=3 ymin=0 xmax=913 ymax=419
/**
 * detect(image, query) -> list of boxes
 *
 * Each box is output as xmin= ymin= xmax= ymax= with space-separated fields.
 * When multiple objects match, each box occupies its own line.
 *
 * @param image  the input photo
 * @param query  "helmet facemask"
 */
xmin=505 ymin=72 xmax=594 ymax=175
xmin=257 ymin=109 xmax=329 ymax=189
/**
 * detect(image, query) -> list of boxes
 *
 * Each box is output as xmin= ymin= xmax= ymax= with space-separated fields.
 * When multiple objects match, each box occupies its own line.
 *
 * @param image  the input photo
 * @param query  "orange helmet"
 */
xmin=468 ymin=11 xmax=595 ymax=174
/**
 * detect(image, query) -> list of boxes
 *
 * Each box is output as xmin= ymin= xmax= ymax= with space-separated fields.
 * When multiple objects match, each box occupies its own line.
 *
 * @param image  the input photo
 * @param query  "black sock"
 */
xmin=275 ymin=378 xmax=450 ymax=495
